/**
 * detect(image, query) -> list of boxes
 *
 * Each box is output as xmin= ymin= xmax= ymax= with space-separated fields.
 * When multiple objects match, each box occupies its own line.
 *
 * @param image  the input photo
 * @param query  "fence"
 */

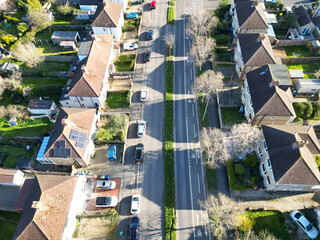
xmin=44 ymin=55 xmax=75 ymax=62
xmin=280 ymin=57 xmax=320 ymax=63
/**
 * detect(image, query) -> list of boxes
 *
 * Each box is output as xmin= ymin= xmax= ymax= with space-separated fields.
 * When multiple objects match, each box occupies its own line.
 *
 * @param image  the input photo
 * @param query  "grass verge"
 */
xmin=164 ymin=46 xmax=176 ymax=240
xmin=106 ymin=91 xmax=130 ymax=108
xmin=168 ymin=7 xmax=175 ymax=24
xmin=198 ymin=94 xmax=210 ymax=128
xmin=206 ymin=164 xmax=218 ymax=191
xmin=0 ymin=211 xmax=21 ymax=240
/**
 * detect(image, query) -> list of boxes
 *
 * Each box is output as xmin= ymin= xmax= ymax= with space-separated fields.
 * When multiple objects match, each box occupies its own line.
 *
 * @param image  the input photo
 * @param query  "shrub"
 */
xmin=168 ymin=7 xmax=175 ymax=24
xmin=214 ymin=46 xmax=228 ymax=53
xmin=237 ymin=213 xmax=254 ymax=232
xmin=226 ymin=160 xmax=249 ymax=190
xmin=168 ymin=0 xmax=175 ymax=6
xmin=122 ymin=18 xmax=140 ymax=32
xmin=313 ymin=102 xmax=320 ymax=117
xmin=293 ymin=102 xmax=307 ymax=118
xmin=315 ymin=155 xmax=320 ymax=166
xmin=234 ymin=164 xmax=245 ymax=175
xmin=305 ymin=102 xmax=313 ymax=119
xmin=215 ymin=35 xmax=231 ymax=44
xmin=32 ymin=84 xmax=64 ymax=96
xmin=1 ymin=34 xmax=17 ymax=46
xmin=244 ymin=155 xmax=258 ymax=167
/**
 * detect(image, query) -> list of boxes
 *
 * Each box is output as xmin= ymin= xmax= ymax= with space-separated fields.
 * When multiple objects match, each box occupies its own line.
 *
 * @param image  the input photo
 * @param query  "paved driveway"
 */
xmin=0 ymin=184 xmax=21 ymax=211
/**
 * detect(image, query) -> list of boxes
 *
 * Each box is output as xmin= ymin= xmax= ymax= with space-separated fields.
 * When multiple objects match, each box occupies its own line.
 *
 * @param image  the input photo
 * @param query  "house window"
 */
xmin=261 ymin=163 xmax=267 ymax=175
xmin=267 ymin=158 xmax=272 ymax=169
xmin=245 ymin=105 xmax=250 ymax=115
xmin=263 ymin=140 xmax=268 ymax=151
xmin=246 ymin=85 xmax=250 ymax=94
xmin=257 ymin=146 xmax=263 ymax=157
xmin=249 ymin=98 xmax=253 ymax=107
xmin=301 ymin=27 xmax=311 ymax=35
xmin=265 ymin=176 xmax=270 ymax=185
xmin=242 ymin=93 xmax=247 ymax=102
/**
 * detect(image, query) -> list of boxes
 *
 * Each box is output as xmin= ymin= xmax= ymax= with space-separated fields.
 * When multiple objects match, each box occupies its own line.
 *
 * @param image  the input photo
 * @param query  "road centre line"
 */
xmin=197 ymin=173 xmax=201 ymax=194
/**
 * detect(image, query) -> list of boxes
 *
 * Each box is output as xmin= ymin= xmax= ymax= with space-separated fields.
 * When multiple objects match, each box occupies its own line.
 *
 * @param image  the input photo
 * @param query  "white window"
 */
xmin=261 ymin=163 xmax=267 ymax=175
xmin=257 ymin=146 xmax=263 ymax=157
xmin=245 ymin=104 xmax=250 ymax=115
xmin=263 ymin=140 xmax=268 ymax=151
xmin=242 ymin=93 xmax=247 ymax=102
xmin=249 ymin=98 xmax=253 ymax=107
xmin=267 ymin=158 xmax=272 ymax=169
xmin=246 ymin=85 xmax=250 ymax=94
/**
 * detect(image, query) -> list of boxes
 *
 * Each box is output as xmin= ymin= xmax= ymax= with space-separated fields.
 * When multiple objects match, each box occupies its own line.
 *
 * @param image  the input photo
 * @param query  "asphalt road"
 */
xmin=116 ymin=1 xmax=167 ymax=239
xmin=174 ymin=0 xmax=212 ymax=239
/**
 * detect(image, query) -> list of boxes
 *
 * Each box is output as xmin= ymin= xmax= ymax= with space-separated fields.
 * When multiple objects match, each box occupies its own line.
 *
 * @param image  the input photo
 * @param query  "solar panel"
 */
xmin=80 ymin=133 xmax=87 ymax=139
xmin=76 ymin=142 xmax=85 ymax=149
xmin=59 ymin=140 xmax=65 ymax=148
xmin=78 ymin=137 xmax=86 ymax=143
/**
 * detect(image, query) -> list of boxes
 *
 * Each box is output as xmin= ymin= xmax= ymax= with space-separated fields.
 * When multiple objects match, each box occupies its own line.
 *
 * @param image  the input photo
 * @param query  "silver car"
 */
xmin=290 ymin=210 xmax=319 ymax=239
xmin=96 ymin=180 xmax=116 ymax=190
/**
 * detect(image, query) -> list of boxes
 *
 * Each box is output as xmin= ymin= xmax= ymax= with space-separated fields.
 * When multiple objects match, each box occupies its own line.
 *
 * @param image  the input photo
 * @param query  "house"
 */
xmin=13 ymin=174 xmax=87 ymax=240
xmin=79 ymin=0 xmax=101 ymax=13
xmin=27 ymin=100 xmax=57 ymax=115
xmin=294 ymin=5 xmax=315 ymax=35
xmin=91 ymin=2 xmax=124 ymax=41
xmin=0 ymin=62 xmax=19 ymax=73
xmin=258 ymin=124 xmax=320 ymax=192
xmin=60 ymin=35 xmax=114 ymax=108
xmin=0 ymin=168 xmax=24 ymax=186
xmin=36 ymin=107 xmax=100 ymax=167
xmin=234 ymin=33 xmax=280 ymax=79
xmin=51 ymin=31 xmax=80 ymax=45
xmin=242 ymin=64 xmax=295 ymax=126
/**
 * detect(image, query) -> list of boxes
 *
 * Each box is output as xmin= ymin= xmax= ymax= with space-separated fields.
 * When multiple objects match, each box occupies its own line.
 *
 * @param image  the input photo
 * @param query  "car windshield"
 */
xmin=133 ymin=197 xmax=139 ymax=201
xmin=105 ymin=181 xmax=111 ymax=188
xmin=295 ymin=212 xmax=302 ymax=219
xmin=306 ymin=223 xmax=313 ymax=232
xmin=106 ymin=197 xmax=111 ymax=205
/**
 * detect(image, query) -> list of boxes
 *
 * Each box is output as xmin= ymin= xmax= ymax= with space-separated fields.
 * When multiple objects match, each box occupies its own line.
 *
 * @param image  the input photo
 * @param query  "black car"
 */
xmin=130 ymin=216 xmax=140 ymax=240
xmin=135 ymin=144 xmax=144 ymax=162
xmin=143 ymin=51 xmax=151 ymax=63
xmin=146 ymin=29 xmax=154 ymax=40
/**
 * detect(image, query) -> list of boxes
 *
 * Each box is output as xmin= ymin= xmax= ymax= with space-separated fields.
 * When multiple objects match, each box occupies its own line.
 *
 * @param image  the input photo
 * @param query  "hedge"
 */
xmin=168 ymin=7 xmax=175 ymax=24
xmin=226 ymin=160 xmax=249 ymax=191
xmin=293 ymin=102 xmax=320 ymax=120
xmin=215 ymin=35 xmax=231 ymax=44
xmin=32 ymin=84 xmax=64 ymax=96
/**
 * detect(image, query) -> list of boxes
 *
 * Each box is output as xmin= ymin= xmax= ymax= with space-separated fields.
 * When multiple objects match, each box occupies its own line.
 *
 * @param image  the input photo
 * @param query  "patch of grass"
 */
xmin=35 ymin=29 xmax=54 ymax=39
xmin=221 ymin=107 xmax=246 ymax=126
xmin=304 ymin=73 xmax=315 ymax=79
xmin=0 ymin=145 xmax=32 ymax=168
xmin=24 ymin=61 xmax=71 ymax=73
xmin=0 ymin=211 xmax=21 ymax=240
xmin=206 ymin=164 xmax=218 ymax=191
xmin=215 ymin=54 xmax=231 ymax=62
xmin=168 ymin=0 xmax=175 ymax=5
xmin=114 ymin=54 xmax=135 ymax=71
xmin=122 ymin=18 xmax=141 ymax=32
xmin=283 ymin=45 xmax=311 ymax=58
xmin=198 ymin=94 xmax=210 ymax=128
xmin=247 ymin=211 xmax=289 ymax=240
xmin=106 ymin=91 xmax=130 ymax=108
xmin=286 ymin=62 xmax=320 ymax=72
xmin=32 ymin=84 xmax=65 ymax=96
xmin=0 ymin=91 xmax=28 ymax=107
xmin=22 ymin=78 xmax=68 ymax=88
xmin=52 ymin=20 xmax=72 ymax=25
xmin=168 ymin=7 xmax=175 ymax=24
xmin=0 ymin=117 xmax=53 ymax=140
xmin=226 ymin=159 xmax=249 ymax=190
xmin=164 ymin=47 xmax=176 ymax=240
xmin=215 ymin=35 xmax=231 ymax=44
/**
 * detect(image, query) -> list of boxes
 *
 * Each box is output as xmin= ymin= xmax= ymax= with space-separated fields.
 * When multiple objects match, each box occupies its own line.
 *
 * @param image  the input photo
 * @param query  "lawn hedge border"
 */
xmin=168 ymin=7 xmax=175 ymax=24
xmin=226 ymin=159 xmax=249 ymax=190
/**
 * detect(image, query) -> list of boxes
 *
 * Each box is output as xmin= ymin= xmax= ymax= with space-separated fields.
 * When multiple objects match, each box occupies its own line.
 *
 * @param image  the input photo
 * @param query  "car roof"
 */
xmin=137 ymin=143 xmax=144 ymax=147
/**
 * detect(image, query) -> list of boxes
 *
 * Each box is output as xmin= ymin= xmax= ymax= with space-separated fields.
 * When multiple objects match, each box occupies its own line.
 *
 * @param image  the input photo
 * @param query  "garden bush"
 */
xmin=292 ymin=102 xmax=320 ymax=119
xmin=226 ymin=160 xmax=249 ymax=190
xmin=168 ymin=7 xmax=175 ymax=24
xmin=244 ymin=155 xmax=258 ymax=167
xmin=168 ymin=0 xmax=175 ymax=6
xmin=122 ymin=18 xmax=141 ymax=32
xmin=32 ymin=84 xmax=64 ymax=96
xmin=214 ymin=46 xmax=228 ymax=53
xmin=234 ymin=164 xmax=245 ymax=175
xmin=316 ymin=155 xmax=320 ymax=166
xmin=215 ymin=35 xmax=231 ymax=44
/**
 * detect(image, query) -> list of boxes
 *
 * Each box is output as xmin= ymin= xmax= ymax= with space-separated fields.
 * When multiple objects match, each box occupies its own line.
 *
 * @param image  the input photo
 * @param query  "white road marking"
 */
xmin=193 ymin=124 xmax=196 ymax=138
xmin=197 ymin=173 xmax=201 ymax=194
xmin=192 ymin=105 xmax=195 ymax=117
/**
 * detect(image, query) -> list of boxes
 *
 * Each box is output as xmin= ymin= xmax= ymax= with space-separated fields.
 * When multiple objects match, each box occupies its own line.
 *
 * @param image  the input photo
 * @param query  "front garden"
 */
xmin=0 ymin=211 xmax=21 ymax=240
xmin=221 ymin=107 xmax=246 ymax=126
xmin=106 ymin=91 xmax=131 ymax=109
xmin=114 ymin=55 xmax=135 ymax=72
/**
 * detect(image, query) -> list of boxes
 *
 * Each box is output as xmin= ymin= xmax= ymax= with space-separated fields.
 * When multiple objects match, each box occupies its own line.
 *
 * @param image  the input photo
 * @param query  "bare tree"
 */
xmin=229 ymin=123 xmax=261 ymax=160
xmin=6 ymin=105 xmax=25 ymax=118
xmin=163 ymin=32 xmax=175 ymax=47
xmin=201 ymin=128 xmax=228 ymax=167
xmin=204 ymin=193 xmax=244 ymax=240
xmin=187 ymin=10 xmax=217 ymax=37
xmin=12 ymin=41 xmax=44 ymax=67
xmin=0 ymin=72 xmax=21 ymax=94
xmin=27 ymin=8 xmax=52 ymax=31
xmin=315 ymin=69 xmax=320 ymax=79
xmin=233 ymin=229 xmax=278 ymax=240
xmin=22 ymin=86 xmax=33 ymax=99
xmin=190 ymin=36 xmax=215 ymax=71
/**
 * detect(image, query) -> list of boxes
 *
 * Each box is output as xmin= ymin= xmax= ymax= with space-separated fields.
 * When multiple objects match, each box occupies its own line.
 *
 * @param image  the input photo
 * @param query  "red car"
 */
xmin=150 ymin=1 xmax=156 ymax=9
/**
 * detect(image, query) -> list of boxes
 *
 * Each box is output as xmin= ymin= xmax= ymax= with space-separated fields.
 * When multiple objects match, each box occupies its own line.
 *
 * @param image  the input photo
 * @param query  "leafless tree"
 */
xmin=163 ymin=32 xmax=175 ymax=47
xmin=315 ymin=69 xmax=320 ymax=79
xmin=233 ymin=229 xmax=278 ymax=240
xmin=12 ymin=41 xmax=44 ymax=67
xmin=187 ymin=10 xmax=217 ymax=37
xmin=201 ymin=128 xmax=228 ymax=167
xmin=0 ymin=72 xmax=21 ymax=94
xmin=204 ymin=193 xmax=244 ymax=240
xmin=0 ymin=106 xmax=5 ymax=118
xmin=27 ymin=8 xmax=52 ymax=31
xmin=190 ymin=36 xmax=215 ymax=71
xmin=22 ymin=86 xmax=32 ymax=99
xmin=0 ymin=0 xmax=15 ymax=11
xmin=6 ymin=105 xmax=25 ymax=118
xmin=229 ymin=123 xmax=261 ymax=159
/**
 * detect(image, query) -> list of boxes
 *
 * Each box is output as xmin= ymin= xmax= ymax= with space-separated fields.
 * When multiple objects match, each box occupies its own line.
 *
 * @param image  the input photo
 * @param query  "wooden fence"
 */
xmin=280 ymin=57 xmax=320 ymax=63
xmin=44 ymin=55 xmax=75 ymax=62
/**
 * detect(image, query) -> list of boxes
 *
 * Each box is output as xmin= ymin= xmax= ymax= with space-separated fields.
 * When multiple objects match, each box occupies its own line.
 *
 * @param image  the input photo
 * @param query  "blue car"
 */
xmin=126 ymin=12 xmax=138 ymax=19
xmin=130 ymin=216 xmax=140 ymax=240
xmin=146 ymin=30 xmax=154 ymax=40
xmin=107 ymin=145 xmax=117 ymax=161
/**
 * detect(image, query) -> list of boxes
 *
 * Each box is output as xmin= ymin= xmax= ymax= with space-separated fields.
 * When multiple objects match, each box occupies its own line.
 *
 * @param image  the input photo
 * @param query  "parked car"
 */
xmin=124 ymin=42 xmax=138 ymax=51
xmin=108 ymin=145 xmax=117 ymax=161
xmin=131 ymin=194 xmax=141 ymax=214
xmin=137 ymin=121 xmax=146 ymax=138
xmin=95 ymin=196 xmax=118 ymax=208
xmin=126 ymin=12 xmax=139 ymax=19
xmin=146 ymin=29 xmax=154 ymax=40
xmin=143 ymin=51 xmax=151 ymax=63
xmin=96 ymin=180 xmax=116 ymax=190
xmin=137 ymin=7 xmax=143 ymax=15
xmin=140 ymin=89 xmax=148 ymax=101
xmin=150 ymin=1 xmax=156 ymax=9
xmin=290 ymin=210 xmax=319 ymax=239
xmin=130 ymin=216 xmax=140 ymax=240
xmin=135 ymin=144 xmax=144 ymax=162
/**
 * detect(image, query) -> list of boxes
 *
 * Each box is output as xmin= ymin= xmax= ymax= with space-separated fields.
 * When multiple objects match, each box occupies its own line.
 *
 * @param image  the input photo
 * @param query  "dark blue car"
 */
xmin=146 ymin=30 xmax=154 ymax=40
xmin=130 ymin=216 xmax=140 ymax=240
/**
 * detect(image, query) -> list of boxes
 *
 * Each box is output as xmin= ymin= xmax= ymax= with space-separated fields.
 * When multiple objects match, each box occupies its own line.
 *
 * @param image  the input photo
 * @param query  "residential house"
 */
xmin=13 ymin=174 xmax=87 ymax=240
xmin=79 ymin=0 xmax=101 ymax=13
xmin=234 ymin=33 xmax=280 ymax=79
xmin=258 ymin=124 xmax=320 ymax=192
xmin=242 ymin=64 xmax=295 ymax=126
xmin=36 ymin=107 xmax=100 ymax=167
xmin=51 ymin=31 xmax=80 ymax=45
xmin=27 ymin=100 xmax=57 ymax=115
xmin=294 ymin=5 xmax=315 ymax=35
xmin=230 ymin=0 xmax=251 ymax=15
xmin=60 ymin=34 xmax=114 ymax=108
xmin=91 ymin=1 xmax=124 ymax=41
xmin=0 ymin=168 xmax=24 ymax=186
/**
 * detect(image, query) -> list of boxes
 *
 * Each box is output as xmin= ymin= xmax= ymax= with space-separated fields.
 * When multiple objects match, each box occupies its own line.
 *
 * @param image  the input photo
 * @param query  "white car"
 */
xmin=137 ymin=121 xmax=146 ymax=138
xmin=131 ymin=194 xmax=141 ymax=215
xmin=140 ymin=89 xmax=148 ymax=102
xmin=95 ymin=196 xmax=118 ymax=208
xmin=290 ymin=210 xmax=319 ymax=239
xmin=96 ymin=180 xmax=116 ymax=190
xmin=123 ymin=42 xmax=138 ymax=51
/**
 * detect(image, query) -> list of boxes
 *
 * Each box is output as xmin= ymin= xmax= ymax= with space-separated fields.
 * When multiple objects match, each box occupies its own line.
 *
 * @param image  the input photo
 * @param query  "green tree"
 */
xmin=244 ymin=155 xmax=258 ymax=167
xmin=17 ymin=22 xmax=28 ymax=36
xmin=312 ymin=102 xmax=320 ymax=117
xmin=293 ymin=102 xmax=306 ymax=118
xmin=234 ymin=164 xmax=245 ymax=175
xmin=1 ymin=34 xmax=17 ymax=46
xmin=96 ymin=128 xmax=113 ymax=141
xmin=305 ymin=102 xmax=313 ymax=119
xmin=280 ymin=13 xmax=297 ymax=28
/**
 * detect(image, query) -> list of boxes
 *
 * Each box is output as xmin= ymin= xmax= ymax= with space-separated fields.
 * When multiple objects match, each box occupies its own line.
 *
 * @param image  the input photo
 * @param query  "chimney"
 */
xmin=292 ymin=140 xmax=306 ymax=149
xmin=251 ymin=1 xmax=258 ymax=7
xmin=91 ymin=34 xmax=96 ymax=41
xmin=103 ymin=1 xmax=107 ymax=7
xmin=61 ymin=118 xmax=74 ymax=126
xmin=31 ymin=201 xmax=40 ymax=209
xmin=270 ymin=78 xmax=280 ymax=87
xmin=81 ymin=65 xmax=88 ymax=74
xmin=257 ymin=33 xmax=266 ymax=42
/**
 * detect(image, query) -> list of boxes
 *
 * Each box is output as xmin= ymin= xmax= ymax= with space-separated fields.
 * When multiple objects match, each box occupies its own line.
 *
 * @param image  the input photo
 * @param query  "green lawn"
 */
xmin=22 ymin=78 xmax=68 ymax=88
xmin=0 ymin=117 xmax=53 ymax=139
xmin=35 ymin=29 xmax=54 ymax=39
xmin=304 ymin=73 xmax=316 ymax=79
xmin=198 ymin=95 xmax=210 ymax=128
xmin=106 ymin=91 xmax=130 ymax=108
xmin=114 ymin=55 xmax=135 ymax=72
xmin=221 ymin=107 xmax=246 ymax=126
xmin=286 ymin=62 xmax=320 ymax=72
xmin=0 ymin=211 xmax=21 ymax=240
xmin=52 ymin=19 xmax=72 ymax=25
xmin=0 ymin=145 xmax=32 ymax=168
xmin=283 ymin=45 xmax=312 ymax=58
xmin=0 ymin=91 xmax=29 ymax=107
xmin=247 ymin=211 xmax=289 ymax=240
xmin=206 ymin=164 xmax=218 ymax=191
xmin=24 ymin=61 xmax=71 ymax=73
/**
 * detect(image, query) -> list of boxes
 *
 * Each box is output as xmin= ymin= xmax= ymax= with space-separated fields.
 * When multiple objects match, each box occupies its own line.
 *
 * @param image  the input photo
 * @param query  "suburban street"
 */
xmin=174 ymin=0 xmax=212 ymax=239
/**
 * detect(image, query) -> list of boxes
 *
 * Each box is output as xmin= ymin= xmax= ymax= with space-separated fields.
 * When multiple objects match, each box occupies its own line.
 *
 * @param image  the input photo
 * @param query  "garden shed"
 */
xmin=289 ymin=69 xmax=304 ymax=79
xmin=51 ymin=31 xmax=80 ymax=45
xmin=0 ymin=62 xmax=19 ymax=73
xmin=294 ymin=79 xmax=320 ymax=94
xmin=27 ymin=100 xmax=57 ymax=115
xmin=0 ymin=168 xmax=25 ymax=186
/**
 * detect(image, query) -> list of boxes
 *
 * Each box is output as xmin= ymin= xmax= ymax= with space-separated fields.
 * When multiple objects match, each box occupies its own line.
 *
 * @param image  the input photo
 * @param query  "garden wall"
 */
xmin=280 ymin=57 xmax=320 ymax=63
xmin=44 ymin=56 xmax=75 ymax=62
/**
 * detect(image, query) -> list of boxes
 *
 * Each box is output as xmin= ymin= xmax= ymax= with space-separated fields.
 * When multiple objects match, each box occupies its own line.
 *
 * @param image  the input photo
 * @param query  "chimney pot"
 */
xmin=258 ymin=33 xmax=266 ymax=41
xmin=81 ymin=65 xmax=88 ymax=73
xmin=91 ymin=34 xmax=96 ymax=41
xmin=292 ymin=140 xmax=306 ymax=149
